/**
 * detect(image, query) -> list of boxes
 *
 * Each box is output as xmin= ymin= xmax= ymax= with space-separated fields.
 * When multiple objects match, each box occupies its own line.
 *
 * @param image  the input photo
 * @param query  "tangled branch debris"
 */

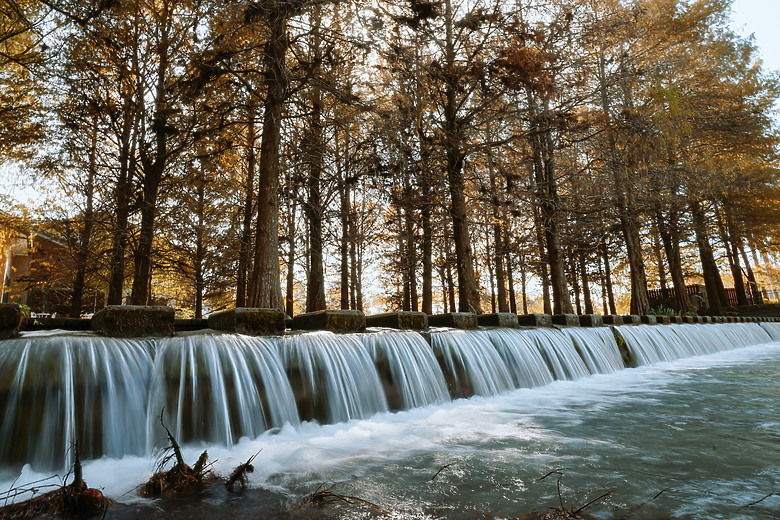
xmin=139 ymin=410 xmax=213 ymax=497
xmin=225 ymin=451 xmax=261 ymax=492
xmin=522 ymin=468 xmax=613 ymax=520
xmin=0 ymin=442 xmax=109 ymax=519
xmin=296 ymin=482 xmax=391 ymax=516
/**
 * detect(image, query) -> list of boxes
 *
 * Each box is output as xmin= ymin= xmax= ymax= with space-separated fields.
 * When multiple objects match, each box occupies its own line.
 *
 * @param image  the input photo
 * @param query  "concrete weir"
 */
xmin=1 ymin=304 xmax=778 ymax=338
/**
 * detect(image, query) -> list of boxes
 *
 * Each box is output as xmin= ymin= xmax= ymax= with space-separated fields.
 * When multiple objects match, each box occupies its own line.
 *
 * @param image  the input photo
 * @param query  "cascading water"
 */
xmin=362 ymin=331 xmax=449 ymax=410
xmin=616 ymin=322 xmax=773 ymax=366
xmin=524 ymin=327 xmax=591 ymax=380
xmin=147 ymin=333 xmax=298 ymax=448
xmin=278 ymin=332 xmax=388 ymax=424
xmin=562 ymin=326 xmax=625 ymax=373
xmin=481 ymin=328 xmax=555 ymax=387
xmin=430 ymin=330 xmax=514 ymax=397
xmin=760 ymin=320 xmax=780 ymax=340
xmin=0 ymin=332 xmax=153 ymax=469
xmin=0 ymin=321 xmax=777 ymax=478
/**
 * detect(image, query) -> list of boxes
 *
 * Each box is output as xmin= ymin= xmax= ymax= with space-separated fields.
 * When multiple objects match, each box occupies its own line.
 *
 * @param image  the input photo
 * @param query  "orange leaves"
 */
xmin=493 ymin=44 xmax=558 ymax=93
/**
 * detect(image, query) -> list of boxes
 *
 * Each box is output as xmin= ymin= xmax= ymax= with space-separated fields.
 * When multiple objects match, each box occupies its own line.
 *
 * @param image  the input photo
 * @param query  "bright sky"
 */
xmin=730 ymin=0 xmax=780 ymax=74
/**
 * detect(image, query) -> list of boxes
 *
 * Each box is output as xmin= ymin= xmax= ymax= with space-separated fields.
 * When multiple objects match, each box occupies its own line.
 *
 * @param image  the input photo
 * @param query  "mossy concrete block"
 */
xmin=691 ymin=316 xmax=703 ymax=324
xmin=640 ymin=315 xmax=657 ymax=325
xmin=366 ymin=311 xmax=428 ymax=330
xmin=610 ymin=327 xmax=632 ymax=367
xmin=292 ymin=310 xmax=366 ymax=333
xmin=602 ymin=315 xmax=623 ymax=326
xmin=0 ymin=303 xmax=22 ymax=339
xmin=552 ymin=314 xmax=579 ymax=327
xmin=91 ymin=305 xmax=174 ymax=337
xmin=681 ymin=316 xmax=695 ymax=324
xmin=517 ymin=313 xmax=553 ymax=328
xmin=669 ymin=316 xmax=683 ymax=324
xmin=477 ymin=312 xmax=519 ymax=328
xmin=208 ymin=308 xmax=285 ymax=335
xmin=622 ymin=314 xmax=641 ymax=325
xmin=654 ymin=315 xmax=671 ymax=324
xmin=428 ymin=312 xmax=478 ymax=329
xmin=579 ymin=314 xmax=603 ymax=327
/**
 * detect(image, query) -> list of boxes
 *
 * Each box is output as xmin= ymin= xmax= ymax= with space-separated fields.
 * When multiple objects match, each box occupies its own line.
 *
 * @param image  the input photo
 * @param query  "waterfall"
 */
xmin=481 ymin=328 xmax=555 ymax=388
xmin=524 ymin=328 xmax=591 ymax=380
xmin=431 ymin=330 xmax=514 ymax=397
xmin=760 ymin=321 xmax=780 ymax=341
xmin=0 ymin=333 xmax=152 ymax=469
xmin=147 ymin=334 xmax=298 ymax=448
xmin=279 ymin=332 xmax=388 ymax=424
xmin=617 ymin=323 xmax=773 ymax=366
xmin=562 ymin=327 xmax=625 ymax=374
xmin=363 ymin=331 xmax=449 ymax=410
xmin=0 ymin=322 xmax=777 ymax=472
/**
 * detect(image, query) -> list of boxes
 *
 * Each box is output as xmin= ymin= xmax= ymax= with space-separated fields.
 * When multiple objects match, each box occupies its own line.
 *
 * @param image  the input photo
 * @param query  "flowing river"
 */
xmin=1 ymin=324 xmax=778 ymax=518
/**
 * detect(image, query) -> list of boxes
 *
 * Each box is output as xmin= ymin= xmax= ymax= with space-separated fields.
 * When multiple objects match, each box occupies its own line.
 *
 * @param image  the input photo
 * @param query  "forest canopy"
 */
xmin=0 ymin=0 xmax=778 ymax=319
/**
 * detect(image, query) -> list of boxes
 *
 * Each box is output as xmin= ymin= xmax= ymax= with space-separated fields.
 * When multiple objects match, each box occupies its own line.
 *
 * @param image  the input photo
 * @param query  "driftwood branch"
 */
xmin=429 ymin=463 xmax=455 ymax=481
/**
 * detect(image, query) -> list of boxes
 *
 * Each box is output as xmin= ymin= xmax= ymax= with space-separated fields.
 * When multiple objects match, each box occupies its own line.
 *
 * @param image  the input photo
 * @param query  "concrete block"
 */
xmin=579 ymin=314 xmax=603 ymax=327
xmin=517 ymin=314 xmax=553 ymax=328
xmin=622 ymin=314 xmax=641 ymax=325
xmin=291 ymin=310 xmax=366 ymax=333
xmin=640 ymin=315 xmax=657 ymax=325
xmin=91 ymin=305 xmax=174 ymax=337
xmin=551 ymin=314 xmax=579 ymax=327
xmin=366 ymin=311 xmax=428 ymax=330
xmin=477 ymin=312 xmax=519 ymax=328
xmin=428 ymin=312 xmax=478 ymax=329
xmin=655 ymin=315 xmax=671 ymax=324
xmin=602 ymin=315 xmax=623 ymax=325
xmin=208 ymin=308 xmax=285 ymax=335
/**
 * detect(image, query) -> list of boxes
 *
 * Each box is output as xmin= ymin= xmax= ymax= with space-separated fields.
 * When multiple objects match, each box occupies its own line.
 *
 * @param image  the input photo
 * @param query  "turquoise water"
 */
xmin=2 ymin=337 xmax=778 ymax=519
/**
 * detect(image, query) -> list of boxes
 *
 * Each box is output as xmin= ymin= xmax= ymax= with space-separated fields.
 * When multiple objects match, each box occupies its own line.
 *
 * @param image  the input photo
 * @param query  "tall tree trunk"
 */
xmin=194 ymin=180 xmax=205 ymax=319
xmin=652 ymin=224 xmax=668 ymax=291
xmin=236 ymin=105 xmax=256 ymax=308
xmin=739 ymin=240 xmax=759 ymax=303
xmin=714 ymin=203 xmax=748 ymax=306
xmin=656 ymin=212 xmax=690 ymax=312
xmin=70 ymin=116 xmax=98 ymax=317
xmin=600 ymin=240 xmax=617 ymax=315
xmin=445 ymin=234 xmax=456 ymax=312
xmin=443 ymin=0 xmax=481 ymax=313
xmin=285 ymin=202 xmax=296 ymax=317
xmin=419 ymin=131 xmax=433 ymax=315
xmin=247 ymin=6 xmax=288 ymax=310
xmin=107 ymin=62 xmax=139 ymax=306
xmin=404 ymin=199 xmax=418 ymax=311
xmin=690 ymin=200 xmax=726 ymax=313
xmin=528 ymin=93 xmax=571 ymax=315
xmin=488 ymin=148 xmax=508 ymax=312
xmin=580 ymin=251 xmax=593 ymax=315
xmin=304 ymin=87 xmax=325 ymax=312
xmin=571 ymin=256 xmax=581 ymax=315
xmin=131 ymin=2 xmax=172 ymax=305
xmin=598 ymin=52 xmax=649 ymax=315
xmin=532 ymin=202 xmax=552 ymax=314
xmin=339 ymin=177 xmax=350 ymax=310
xmin=421 ymin=195 xmax=433 ymax=314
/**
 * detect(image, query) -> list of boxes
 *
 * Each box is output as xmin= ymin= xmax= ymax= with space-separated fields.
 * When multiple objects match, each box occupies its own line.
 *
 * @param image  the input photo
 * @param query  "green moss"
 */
xmin=611 ymin=327 xmax=632 ymax=367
